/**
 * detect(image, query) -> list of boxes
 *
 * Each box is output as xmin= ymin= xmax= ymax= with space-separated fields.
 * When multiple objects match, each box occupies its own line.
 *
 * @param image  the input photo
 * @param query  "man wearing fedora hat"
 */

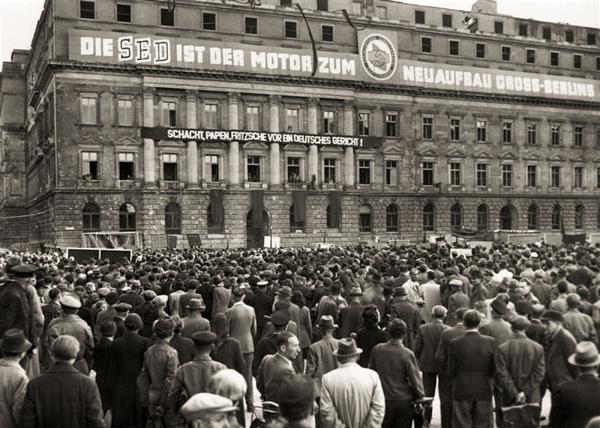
xmin=0 ymin=329 xmax=30 ymax=428
xmin=550 ymin=341 xmax=600 ymax=427
xmin=336 ymin=286 xmax=364 ymax=339
xmin=320 ymin=337 xmax=385 ymax=428
xmin=182 ymin=298 xmax=210 ymax=339
xmin=480 ymin=297 xmax=512 ymax=347
xmin=389 ymin=287 xmax=422 ymax=352
xmin=306 ymin=315 xmax=339 ymax=398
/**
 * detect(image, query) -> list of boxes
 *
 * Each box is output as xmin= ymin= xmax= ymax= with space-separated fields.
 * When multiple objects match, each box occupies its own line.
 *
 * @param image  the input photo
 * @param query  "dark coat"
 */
xmin=355 ymin=325 xmax=389 ymax=368
xmin=436 ymin=323 xmax=466 ymax=374
xmin=525 ymin=320 xmax=546 ymax=346
xmin=247 ymin=288 xmax=273 ymax=338
xmin=549 ymin=373 xmax=600 ymax=428
xmin=336 ymin=303 xmax=364 ymax=339
xmin=20 ymin=362 xmax=105 ymax=428
xmin=448 ymin=331 xmax=496 ymax=401
xmin=211 ymin=336 xmax=246 ymax=375
xmin=415 ymin=320 xmax=449 ymax=373
xmin=389 ymin=300 xmax=423 ymax=351
xmin=170 ymin=333 xmax=196 ymax=365
xmin=119 ymin=291 xmax=144 ymax=309
xmin=92 ymin=337 xmax=114 ymax=412
xmin=110 ymin=331 xmax=151 ymax=428
xmin=545 ymin=327 xmax=578 ymax=391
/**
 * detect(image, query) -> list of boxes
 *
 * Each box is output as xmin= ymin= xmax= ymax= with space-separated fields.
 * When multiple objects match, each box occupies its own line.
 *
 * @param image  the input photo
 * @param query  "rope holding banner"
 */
xmin=296 ymin=4 xmax=318 ymax=77
xmin=342 ymin=9 xmax=372 ymax=31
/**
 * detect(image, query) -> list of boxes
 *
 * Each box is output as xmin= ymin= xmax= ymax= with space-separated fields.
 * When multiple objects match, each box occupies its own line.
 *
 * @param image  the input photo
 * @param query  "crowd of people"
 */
xmin=2 ymin=241 xmax=600 ymax=427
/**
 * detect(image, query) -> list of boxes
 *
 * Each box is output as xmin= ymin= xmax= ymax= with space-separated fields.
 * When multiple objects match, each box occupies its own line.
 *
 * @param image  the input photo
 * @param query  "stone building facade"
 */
xmin=1 ymin=0 xmax=600 ymax=248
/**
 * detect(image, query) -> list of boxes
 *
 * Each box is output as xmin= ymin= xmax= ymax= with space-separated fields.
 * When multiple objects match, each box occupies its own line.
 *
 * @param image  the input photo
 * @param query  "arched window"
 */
xmin=450 ymin=203 xmax=462 ymax=231
xmin=499 ymin=205 xmax=514 ymax=230
xmin=527 ymin=204 xmax=539 ymax=230
xmin=552 ymin=205 xmax=562 ymax=230
xmin=119 ymin=203 xmax=136 ymax=231
xmin=477 ymin=205 xmax=488 ymax=231
xmin=165 ymin=202 xmax=181 ymax=234
xmin=359 ymin=205 xmax=372 ymax=233
xmin=386 ymin=204 xmax=399 ymax=232
xmin=423 ymin=203 xmax=435 ymax=232
xmin=290 ymin=205 xmax=305 ymax=232
xmin=575 ymin=204 xmax=585 ymax=230
xmin=82 ymin=203 xmax=100 ymax=232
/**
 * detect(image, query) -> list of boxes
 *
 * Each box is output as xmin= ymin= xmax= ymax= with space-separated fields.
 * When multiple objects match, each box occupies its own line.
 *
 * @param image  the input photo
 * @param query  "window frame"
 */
xmin=286 ymin=156 xmax=302 ymax=184
xmin=476 ymin=119 xmax=487 ymax=143
xmin=321 ymin=24 xmax=334 ymax=42
xmin=422 ymin=161 xmax=434 ymax=186
xmin=323 ymin=110 xmax=335 ymax=134
xmin=161 ymin=153 xmax=179 ymax=182
xmin=202 ymin=12 xmax=217 ymax=31
xmin=551 ymin=165 xmax=561 ymax=188
xmin=494 ymin=21 xmax=504 ymax=34
xmin=422 ymin=116 xmax=433 ymax=140
xmin=502 ymin=120 xmax=513 ymax=144
xmin=284 ymin=20 xmax=298 ymax=38
xmin=119 ymin=203 xmax=137 ymax=232
xmin=244 ymin=16 xmax=258 ymax=35
xmin=449 ymin=40 xmax=459 ymax=56
xmin=415 ymin=10 xmax=425 ymax=25
xmin=423 ymin=203 xmax=435 ymax=232
xmin=117 ymin=152 xmax=135 ymax=181
xmin=204 ymin=103 xmax=219 ymax=129
xmin=165 ymin=203 xmax=182 ymax=235
xmin=527 ymin=122 xmax=538 ymax=145
xmin=117 ymin=97 xmax=134 ymax=126
xmin=385 ymin=159 xmax=399 ymax=186
xmin=476 ymin=43 xmax=486 ymax=59
xmin=357 ymin=158 xmax=371 ymax=185
xmin=82 ymin=203 xmax=101 ymax=232
xmin=386 ymin=204 xmax=399 ymax=232
xmin=116 ymin=3 xmax=132 ymax=23
xmin=80 ymin=0 xmax=95 ymax=19
xmin=550 ymin=51 xmax=560 ymax=67
xmin=358 ymin=112 xmax=370 ymax=136
xmin=573 ymin=54 xmax=582 ymax=69
xmin=501 ymin=163 xmax=513 ymax=187
xmin=501 ymin=45 xmax=511 ymax=61
xmin=81 ymin=151 xmax=99 ymax=180
xmin=79 ymin=93 xmax=98 ymax=125
xmin=245 ymin=105 xmax=260 ymax=131
xmin=385 ymin=112 xmax=398 ymax=137
xmin=246 ymin=155 xmax=262 ymax=183
xmin=476 ymin=163 xmax=488 ymax=187
xmin=160 ymin=7 xmax=175 ymax=26
xmin=161 ymin=99 xmax=177 ymax=127
xmin=574 ymin=125 xmax=584 ymax=147
xmin=550 ymin=124 xmax=561 ymax=146
xmin=526 ymin=49 xmax=536 ymax=64
xmin=421 ymin=36 xmax=432 ymax=53
xmin=449 ymin=162 xmax=461 ymax=186
xmin=526 ymin=164 xmax=537 ymax=188
xmin=574 ymin=166 xmax=584 ymax=188
xmin=323 ymin=158 xmax=337 ymax=184
xmin=359 ymin=205 xmax=372 ymax=233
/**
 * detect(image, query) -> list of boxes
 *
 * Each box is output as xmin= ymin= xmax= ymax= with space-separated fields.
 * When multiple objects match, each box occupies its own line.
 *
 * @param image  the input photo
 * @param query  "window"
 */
xmin=565 ymin=30 xmax=574 ymax=43
xmin=527 ymin=205 xmax=539 ymax=230
xmin=80 ymin=96 xmax=97 ymax=125
xmin=286 ymin=108 xmax=299 ymax=132
xmin=205 ymin=155 xmax=220 ymax=182
xmin=322 ymin=25 xmax=334 ymax=42
xmin=204 ymin=104 xmax=218 ymax=129
xmin=116 ymin=4 xmax=131 ymax=23
xmin=476 ymin=163 xmax=488 ymax=187
xmin=527 ymin=165 xmax=537 ymax=187
xmin=165 ymin=203 xmax=181 ymax=234
xmin=203 ymin=13 xmax=216 ymax=30
xmin=207 ymin=203 xmax=224 ymax=233
xmin=476 ymin=120 xmax=487 ymax=142
xmin=118 ymin=153 xmax=134 ymax=180
xmin=246 ymin=106 xmax=259 ymax=131
xmin=245 ymin=17 xmax=258 ymax=34
xmin=80 ymin=1 xmax=95 ymax=19
xmin=247 ymin=156 xmax=261 ymax=182
xmin=502 ymin=164 xmax=512 ymax=187
xmin=82 ymin=152 xmax=98 ymax=180
xmin=574 ymin=126 xmax=584 ymax=147
xmin=82 ymin=203 xmax=100 ymax=232
xmin=162 ymin=153 xmax=178 ymax=181
xmin=385 ymin=113 xmax=397 ymax=137
xmin=449 ymin=40 xmax=459 ymax=56
xmin=526 ymin=49 xmax=536 ymax=64
xmin=317 ymin=0 xmax=328 ymax=11
xmin=285 ymin=21 xmax=297 ymax=38
xmin=287 ymin=157 xmax=301 ymax=183
xmin=574 ymin=166 xmax=584 ymax=188
xmin=551 ymin=125 xmax=561 ymax=146
xmin=422 ymin=116 xmax=433 ymax=140
xmin=359 ymin=205 xmax=372 ymax=233
xmin=597 ymin=167 xmax=600 ymax=188
xmin=501 ymin=46 xmax=511 ymax=61
xmin=324 ymin=158 xmax=336 ymax=183
xmin=551 ymin=166 xmax=561 ymax=188
xmin=385 ymin=160 xmax=398 ymax=185
xmin=519 ymin=24 xmax=528 ymax=37
xmin=289 ymin=206 xmax=305 ymax=232
xmin=552 ymin=206 xmax=562 ymax=230
xmin=162 ymin=101 xmax=177 ymax=127
xmin=575 ymin=205 xmax=585 ymax=229
xmin=442 ymin=13 xmax=452 ymax=27
xmin=423 ymin=203 xmax=435 ymax=232
xmin=588 ymin=33 xmax=597 ymax=45
xmin=550 ymin=52 xmax=559 ymax=66
xmin=450 ymin=204 xmax=462 ymax=231
xmin=450 ymin=118 xmax=460 ymax=141
xmin=476 ymin=43 xmax=486 ymax=58
xmin=494 ymin=21 xmax=504 ymax=34
xmin=503 ymin=121 xmax=513 ymax=143
xmin=595 ymin=56 xmax=600 ymax=70
xmin=161 ymin=8 xmax=174 ymax=26
xmin=358 ymin=159 xmax=371 ymax=185
xmin=421 ymin=37 xmax=432 ymax=53
xmin=542 ymin=27 xmax=551 ymax=40
xmin=386 ymin=205 xmax=399 ymax=232
xmin=574 ymin=54 xmax=582 ymax=69
xmin=358 ymin=113 xmax=370 ymax=136
xmin=449 ymin=162 xmax=461 ymax=186
xmin=527 ymin=122 xmax=537 ymax=145
xmin=477 ymin=205 xmax=488 ymax=231
xmin=119 ymin=203 xmax=136 ymax=231
xmin=280 ymin=0 xmax=292 ymax=6
xmin=323 ymin=110 xmax=335 ymax=134
xmin=326 ymin=205 xmax=338 ymax=229
xmin=117 ymin=98 xmax=133 ymax=126
xmin=500 ymin=206 xmax=514 ymax=230
xmin=422 ymin=162 xmax=434 ymax=186
xmin=415 ymin=10 xmax=425 ymax=24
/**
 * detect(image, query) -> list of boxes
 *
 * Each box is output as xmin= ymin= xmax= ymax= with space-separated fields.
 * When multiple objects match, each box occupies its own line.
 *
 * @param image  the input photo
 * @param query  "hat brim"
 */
xmin=568 ymin=354 xmax=600 ymax=368
xmin=333 ymin=347 xmax=363 ymax=357
xmin=0 ymin=338 xmax=32 ymax=354
xmin=317 ymin=323 xmax=339 ymax=329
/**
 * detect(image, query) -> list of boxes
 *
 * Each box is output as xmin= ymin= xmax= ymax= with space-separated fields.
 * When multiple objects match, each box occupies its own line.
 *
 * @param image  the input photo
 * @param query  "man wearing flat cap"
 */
xmin=563 ymin=293 xmax=597 ymax=345
xmin=480 ymin=297 xmax=513 ymax=347
xmin=0 ymin=329 xmax=30 ymax=428
xmin=306 ymin=315 xmax=339 ymax=397
xmin=446 ymin=278 xmax=470 ymax=327
xmin=180 ymin=393 xmax=238 ymax=428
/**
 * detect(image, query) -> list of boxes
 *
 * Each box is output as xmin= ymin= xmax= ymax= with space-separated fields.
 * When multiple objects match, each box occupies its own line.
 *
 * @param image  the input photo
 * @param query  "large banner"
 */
xmin=69 ymin=29 xmax=600 ymax=102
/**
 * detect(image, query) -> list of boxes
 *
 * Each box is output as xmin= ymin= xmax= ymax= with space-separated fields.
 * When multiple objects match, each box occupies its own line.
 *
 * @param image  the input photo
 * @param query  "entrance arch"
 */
xmin=246 ymin=209 xmax=270 ymax=248
xmin=499 ymin=205 xmax=517 ymax=230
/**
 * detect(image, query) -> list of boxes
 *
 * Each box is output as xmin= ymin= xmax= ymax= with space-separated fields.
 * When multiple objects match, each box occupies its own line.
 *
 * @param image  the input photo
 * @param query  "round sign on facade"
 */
xmin=360 ymin=33 xmax=398 ymax=81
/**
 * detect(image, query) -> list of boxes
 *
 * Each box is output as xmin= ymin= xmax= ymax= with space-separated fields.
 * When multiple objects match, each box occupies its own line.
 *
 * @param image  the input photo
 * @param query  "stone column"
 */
xmin=186 ymin=91 xmax=199 ymax=187
xmin=143 ymin=89 xmax=156 ymax=186
xmin=307 ymin=98 xmax=319 ymax=184
xmin=269 ymin=95 xmax=281 ymax=188
xmin=343 ymin=102 xmax=355 ymax=188
xmin=228 ymin=93 xmax=240 ymax=187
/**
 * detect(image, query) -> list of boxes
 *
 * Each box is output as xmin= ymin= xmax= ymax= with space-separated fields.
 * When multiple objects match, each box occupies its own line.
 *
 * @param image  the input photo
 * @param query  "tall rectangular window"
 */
xmin=588 ymin=33 xmax=597 ymax=45
xmin=543 ymin=27 xmax=551 ymax=40
xmin=247 ymin=156 xmax=261 ymax=182
xmin=526 ymin=49 xmax=536 ymax=64
xmin=550 ymin=51 xmax=559 ymax=66
xmin=494 ymin=21 xmax=504 ymax=34
xmin=324 ymin=158 xmax=336 ymax=183
xmin=421 ymin=37 xmax=432 ymax=53
xmin=287 ymin=157 xmax=301 ymax=183
xmin=322 ymin=25 xmax=334 ymax=42
xmin=449 ymin=40 xmax=459 ymax=56
xmin=385 ymin=160 xmax=398 ymax=185
xmin=565 ymin=30 xmax=574 ymax=43
xmin=204 ymin=104 xmax=218 ymax=129
xmin=203 ymin=13 xmax=216 ymax=30
xmin=422 ymin=117 xmax=433 ymax=140
xmin=118 ymin=153 xmax=134 ymax=180
xmin=575 ymin=126 xmax=584 ymax=147
xmin=450 ymin=118 xmax=461 ymax=141
xmin=501 ymin=46 xmax=511 ymax=61
xmin=527 ymin=165 xmax=537 ymax=187
xmin=442 ymin=14 xmax=452 ymax=27
xmin=162 ymin=101 xmax=177 ymax=127
xmin=519 ymin=24 xmax=528 ymax=37
xmin=80 ymin=96 xmax=97 ymax=125
xmin=597 ymin=167 xmax=600 ymax=188
xmin=476 ymin=163 xmax=488 ymax=187
xmin=246 ymin=106 xmax=259 ymax=131
xmin=285 ymin=21 xmax=297 ymax=38
xmin=82 ymin=152 xmax=98 ymax=180
xmin=574 ymin=54 xmax=582 ymax=69
xmin=286 ymin=108 xmax=299 ymax=132
xmin=477 ymin=120 xmax=487 ymax=142
xmin=358 ymin=113 xmax=370 ymax=136
xmin=415 ymin=10 xmax=425 ymax=24
xmin=205 ymin=155 xmax=220 ymax=182
xmin=161 ymin=8 xmax=174 ymax=26
xmin=527 ymin=123 xmax=537 ymax=145
xmin=317 ymin=0 xmax=328 ymax=11
xmin=117 ymin=99 xmax=133 ymax=126
xmin=80 ymin=0 xmax=95 ymax=19
xmin=245 ymin=17 xmax=258 ymax=34
xmin=358 ymin=160 xmax=371 ymax=185
xmin=476 ymin=43 xmax=486 ymax=58
xmin=551 ymin=166 xmax=561 ymax=188
xmin=422 ymin=161 xmax=434 ymax=186
xmin=551 ymin=125 xmax=561 ymax=146
xmin=450 ymin=162 xmax=461 ymax=186
xmin=502 ymin=164 xmax=512 ymax=187
xmin=323 ymin=110 xmax=335 ymax=134
xmin=385 ymin=113 xmax=397 ymax=137
xmin=503 ymin=121 xmax=513 ymax=143
xmin=116 ymin=4 xmax=131 ymax=22
xmin=574 ymin=167 xmax=584 ymax=188
xmin=162 ymin=153 xmax=178 ymax=181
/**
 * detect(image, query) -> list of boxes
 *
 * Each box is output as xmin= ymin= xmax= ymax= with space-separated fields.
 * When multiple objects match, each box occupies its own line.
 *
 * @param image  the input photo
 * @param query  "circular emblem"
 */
xmin=360 ymin=34 xmax=397 ymax=81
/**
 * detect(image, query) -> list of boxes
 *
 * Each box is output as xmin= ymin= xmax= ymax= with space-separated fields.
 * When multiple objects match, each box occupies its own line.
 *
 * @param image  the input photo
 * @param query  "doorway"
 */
xmin=246 ymin=209 xmax=269 ymax=248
